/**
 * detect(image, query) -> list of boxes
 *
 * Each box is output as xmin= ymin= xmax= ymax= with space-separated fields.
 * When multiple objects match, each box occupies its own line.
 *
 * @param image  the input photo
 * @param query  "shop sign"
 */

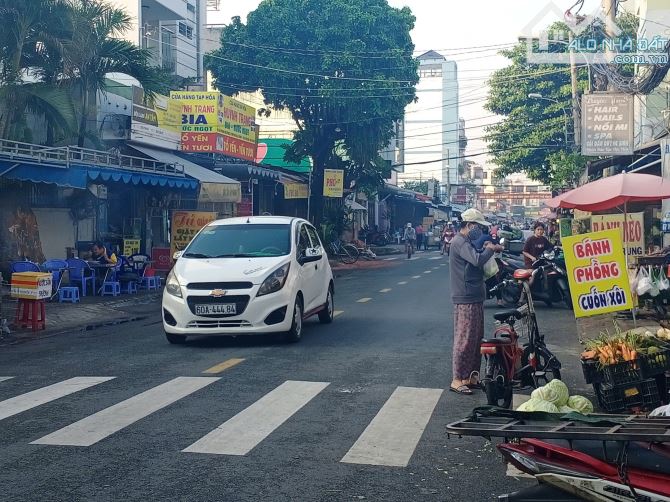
xmin=170 ymin=211 xmax=217 ymax=259
xmin=323 ymin=169 xmax=344 ymax=198
xmin=170 ymin=91 xmax=219 ymax=133
xmin=222 ymin=135 xmax=256 ymax=161
xmin=563 ymin=229 xmax=633 ymax=318
xmin=151 ymin=247 xmax=172 ymax=271
xmin=590 ymin=212 xmax=645 ymax=257
xmin=219 ymin=96 xmax=256 ymax=143
xmin=131 ymin=87 xmax=180 ymax=150
xmin=581 ymin=93 xmax=634 ymax=156
xmin=284 ymin=183 xmax=309 ymax=199
xmin=123 ymin=239 xmax=141 ymax=257
xmin=238 ymin=195 xmax=253 ymax=216
xmin=11 ymin=272 xmax=52 ymax=300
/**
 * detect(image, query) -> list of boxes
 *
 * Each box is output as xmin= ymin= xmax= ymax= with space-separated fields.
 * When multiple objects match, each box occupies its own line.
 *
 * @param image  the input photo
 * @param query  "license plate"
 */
xmin=195 ymin=304 xmax=237 ymax=315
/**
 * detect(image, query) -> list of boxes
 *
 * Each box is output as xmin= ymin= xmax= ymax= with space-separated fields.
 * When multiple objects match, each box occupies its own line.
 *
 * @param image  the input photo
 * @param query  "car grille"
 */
xmin=186 ymin=295 xmax=250 ymax=318
xmin=186 ymin=282 xmax=253 ymax=290
xmin=186 ymin=320 xmax=252 ymax=328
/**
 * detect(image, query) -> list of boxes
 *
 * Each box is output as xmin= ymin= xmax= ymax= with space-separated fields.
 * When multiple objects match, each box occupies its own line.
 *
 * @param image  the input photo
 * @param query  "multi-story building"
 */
xmin=117 ymin=0 xmax=212 ymax=82
xmin=476 ymin=169 xmax=552 ymax=218
xmin=401 ymin=50 xmax=459 ymax=201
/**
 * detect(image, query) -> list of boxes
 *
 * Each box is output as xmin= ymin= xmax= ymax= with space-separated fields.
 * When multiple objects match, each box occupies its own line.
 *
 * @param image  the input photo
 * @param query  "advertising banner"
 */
xmin=131 ymin=86 xmax=180 ymax=150
xmin=180 ymin=132 xmax=222 ymax=153
xmin=219 ymin=96 xmax=256 ymax=143
xmin=323 ymin=169 xmax=344 ymax=198
xmin=563 ymin=229 xmax=633 ymax=318
xmin=123 ymin=239 xmax=141 ymax=257
xmin=582 ymin=93 xmax=634 ymax=156
xmin=170 ymin=91 xmax=219 ymax=133
xmin=170 ymin=211 xmax=217 ymax=259
xmin=151 ymin=247 xmax=172 ymax=271
xmin=221 ymin=135 xmax=256 ymax=161
xmin=284 ymin=183 xmax=309 ymax=199
xmin=590 ymin=212 xmax=645 ymax=257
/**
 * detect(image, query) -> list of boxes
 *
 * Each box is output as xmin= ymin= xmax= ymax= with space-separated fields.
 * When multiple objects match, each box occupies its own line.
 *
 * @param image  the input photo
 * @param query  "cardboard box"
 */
xmin=11 ymin=272 xmax=53 ymax=300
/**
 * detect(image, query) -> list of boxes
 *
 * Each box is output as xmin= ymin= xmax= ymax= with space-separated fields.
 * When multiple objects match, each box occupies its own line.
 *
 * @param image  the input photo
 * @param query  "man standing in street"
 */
xmin=449 ymin=208 xmax=504 ymax=395
xmin=415 ymin=223 xmax=424 ymax=251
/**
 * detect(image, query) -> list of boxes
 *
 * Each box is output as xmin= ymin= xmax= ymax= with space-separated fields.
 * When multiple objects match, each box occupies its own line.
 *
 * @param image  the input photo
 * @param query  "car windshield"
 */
xmin=183 ymin=224 xmax=291 ymax=258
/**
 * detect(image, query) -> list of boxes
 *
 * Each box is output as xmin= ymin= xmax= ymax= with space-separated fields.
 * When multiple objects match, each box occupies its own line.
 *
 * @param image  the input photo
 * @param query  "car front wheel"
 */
xmin=285 ymin=298 xmax=303 ymax=343
xmin=318 ymin=287 xmax=334 ymax=324
xmin=165 ymin=332 xmax=187 ymax=345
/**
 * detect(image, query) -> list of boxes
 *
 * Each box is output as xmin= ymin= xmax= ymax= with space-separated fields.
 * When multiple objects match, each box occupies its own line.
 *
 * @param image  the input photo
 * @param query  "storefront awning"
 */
xmin=130 ymin=144 xmax=241 ymax=203
xmin=86 ymin=167 xmax=197 ymax=189
xmin=255 ymin=138 xmax=312 ymax=174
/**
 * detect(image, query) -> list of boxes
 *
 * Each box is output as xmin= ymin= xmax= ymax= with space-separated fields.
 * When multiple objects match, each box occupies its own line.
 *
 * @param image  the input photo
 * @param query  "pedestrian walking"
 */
xmin=449 ymin=208 xmax=504 ymax=395
xmin=415 ymin=224 xmax=424 ymax=251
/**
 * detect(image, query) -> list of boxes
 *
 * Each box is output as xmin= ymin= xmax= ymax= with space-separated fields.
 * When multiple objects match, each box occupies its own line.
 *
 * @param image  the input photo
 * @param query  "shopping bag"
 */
xmin=483 ymin=257 xmax=499 ymax=280
xmin=658 ymin=266 xmax=669 ymax=291
xmin=649 ymin=267 xmax=661 ymax=297
xmin=636 ymin=267 xmax=652 ymax=296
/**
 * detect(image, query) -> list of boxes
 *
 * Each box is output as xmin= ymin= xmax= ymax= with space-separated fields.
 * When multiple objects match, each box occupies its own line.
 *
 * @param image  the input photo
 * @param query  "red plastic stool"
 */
xmin=14 ymin=299 xmax=46 ymax=331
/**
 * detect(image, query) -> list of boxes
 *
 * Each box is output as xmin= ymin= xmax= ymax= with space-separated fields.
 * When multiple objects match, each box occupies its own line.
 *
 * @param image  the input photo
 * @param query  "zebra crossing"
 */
xmin=0 ymin=376 xmax=443 ymax=468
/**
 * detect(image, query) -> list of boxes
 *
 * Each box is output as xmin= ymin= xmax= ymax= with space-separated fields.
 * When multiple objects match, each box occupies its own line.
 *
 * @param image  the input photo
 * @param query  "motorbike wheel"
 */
xmin=520 ymin=345 xmax=561 ymax=388
xmin=484 ymin=356 xmax=513 ymax=408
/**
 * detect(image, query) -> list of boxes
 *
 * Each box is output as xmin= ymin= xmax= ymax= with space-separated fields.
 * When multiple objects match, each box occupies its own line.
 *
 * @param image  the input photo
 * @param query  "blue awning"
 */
xmin=1 ymin=159 xmax=197 ymax=190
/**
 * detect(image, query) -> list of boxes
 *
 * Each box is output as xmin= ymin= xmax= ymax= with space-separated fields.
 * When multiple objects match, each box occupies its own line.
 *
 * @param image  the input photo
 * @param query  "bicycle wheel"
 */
xmin=340 ymin=244 xmax=359 ymax=264
xmin=484 ymin=355 xmax=513 ymax=408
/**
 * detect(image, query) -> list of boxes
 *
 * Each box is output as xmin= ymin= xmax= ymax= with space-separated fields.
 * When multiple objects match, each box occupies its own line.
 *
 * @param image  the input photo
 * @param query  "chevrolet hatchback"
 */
xmin=162 ymin=216 xmax=334 ymax=344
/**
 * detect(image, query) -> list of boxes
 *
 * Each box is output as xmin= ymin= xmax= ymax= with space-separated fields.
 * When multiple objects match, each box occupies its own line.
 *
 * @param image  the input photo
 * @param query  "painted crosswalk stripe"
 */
xmin=379 ymin=288 xmax=392 ymax=293
xmin=183 ymin=380 xmax=329 ymax=456
xmin=423 ymin=270 xmax=431 ymax=274
xmin=0 ymin=377 xmax=115 ymax=421
xmin=341 ymin=386 xmax=443 ymax=467
xmin=397 ymin=281 xmax=407 ymax=285
xmin=0 ymin=377 xmax=14 ymax=383
xmin=357 ymin=298 xmax=372 ymax=303
xmin=383 ymin=257 xmax=399 ymax=261
xmin=412 ymin=275 xmax=421 ymax=279
xmin=32 ymin=377 xmax=219 ymax=446
xmin=333 ymin=310 xmax=344 ymax=318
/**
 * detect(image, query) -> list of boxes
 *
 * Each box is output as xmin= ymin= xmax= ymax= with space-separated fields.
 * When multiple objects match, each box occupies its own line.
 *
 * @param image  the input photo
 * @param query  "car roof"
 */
xmin=206 ymin=216 xmax=303 ymax=226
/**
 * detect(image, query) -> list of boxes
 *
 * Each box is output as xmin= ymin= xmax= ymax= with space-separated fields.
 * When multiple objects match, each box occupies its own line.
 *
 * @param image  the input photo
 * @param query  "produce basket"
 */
xmin=580 ymin=358 xmax=602 ymax=385
xmin=594 ymin=379 xmax=661 ymax=413
xmin=600 ymin=359 xmax=642 ymax=386
xmin=639 ymin=347 xmax=670 ymax=379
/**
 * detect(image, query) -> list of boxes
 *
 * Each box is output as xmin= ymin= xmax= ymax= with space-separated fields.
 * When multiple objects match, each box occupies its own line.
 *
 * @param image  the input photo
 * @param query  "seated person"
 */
xmin=91 ymin=242 xmax=118 ymax=265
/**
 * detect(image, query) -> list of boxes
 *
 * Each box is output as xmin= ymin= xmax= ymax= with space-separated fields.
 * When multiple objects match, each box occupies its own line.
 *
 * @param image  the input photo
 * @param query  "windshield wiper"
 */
xmin=182 ymin=252 xmax=212 ymax=258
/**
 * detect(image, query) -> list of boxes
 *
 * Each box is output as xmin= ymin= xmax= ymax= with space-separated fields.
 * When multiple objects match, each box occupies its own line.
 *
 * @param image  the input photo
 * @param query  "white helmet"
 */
xmin=406 ymin=222 xmax=412 ymax=228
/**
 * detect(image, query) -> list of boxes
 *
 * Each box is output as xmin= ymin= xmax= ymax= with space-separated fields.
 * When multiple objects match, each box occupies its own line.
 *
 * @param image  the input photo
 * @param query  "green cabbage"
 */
xmin=516 ymin=398 xmax=559 ymax=413
xmin=559 ymin=405 xmax=577 ymax=413
xmin=531 ymin=386 xmax=560 ymax=405
xmin=567 ymin=395 xmax=594 ymax=414
xmin=545 ymin=379 xmax=570 ymax=406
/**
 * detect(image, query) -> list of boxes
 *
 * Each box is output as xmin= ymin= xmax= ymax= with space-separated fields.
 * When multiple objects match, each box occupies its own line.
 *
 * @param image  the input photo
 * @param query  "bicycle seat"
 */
xmin=513 ymin=269 xmax=533 ymax=281
xmin=493 ymin=309 xmax=524 ymax=322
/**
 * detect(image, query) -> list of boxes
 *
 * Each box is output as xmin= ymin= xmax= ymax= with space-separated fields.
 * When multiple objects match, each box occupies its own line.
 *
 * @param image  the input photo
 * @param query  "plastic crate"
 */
xmin=639 ymin=348 xmax=670 ymax=379
xmin=594 ymin=379 xmax=661 ymax=413
xmin=581 ymin=359 xmax=602 ymax=385
xmin=601 ymin=359 xmax=642 ymax=386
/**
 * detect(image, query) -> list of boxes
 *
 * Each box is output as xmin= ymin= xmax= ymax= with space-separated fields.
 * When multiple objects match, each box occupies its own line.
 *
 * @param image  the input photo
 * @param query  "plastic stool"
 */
xmin=58 ymin=286 xmax=80 ymax=303
xmin=101 ymin=281 xmax=121 ymax=297
xmin=124 ymin=281 xmax=138 ymax=294
xmin=140 ymin=276 xmax=158 ymax=291
xmin=14 ymin=299 xmax=46 ymax=331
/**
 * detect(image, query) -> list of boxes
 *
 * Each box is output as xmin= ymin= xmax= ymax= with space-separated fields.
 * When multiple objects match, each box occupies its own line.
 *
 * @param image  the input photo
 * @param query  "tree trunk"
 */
xmin=310 ymin=161 xmax=325 ymax=230
xmin=77 ymin=84 xmax=88 ymax=147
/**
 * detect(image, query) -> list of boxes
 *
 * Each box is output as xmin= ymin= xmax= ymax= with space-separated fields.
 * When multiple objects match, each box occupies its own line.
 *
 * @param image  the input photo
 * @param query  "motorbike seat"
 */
xmin=513 ymin=269 xmax=533 ymax=281
xmin=481 ymin=338 xmax=511 ymax=345
xmin=493 ymin=309 xmax=525 ymax=322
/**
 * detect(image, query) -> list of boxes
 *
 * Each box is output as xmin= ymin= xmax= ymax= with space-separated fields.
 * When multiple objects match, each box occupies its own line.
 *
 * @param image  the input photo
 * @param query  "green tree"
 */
xmin=485 ymin=14 xmax=638 ymax=187
xmin=206 ymin=0 xmax=418 ymax=226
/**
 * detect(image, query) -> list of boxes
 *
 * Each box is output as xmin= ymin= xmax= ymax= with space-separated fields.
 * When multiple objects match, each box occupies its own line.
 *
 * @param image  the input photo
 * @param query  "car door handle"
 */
xmin=315 ymin=264 xmax=318 ymax=270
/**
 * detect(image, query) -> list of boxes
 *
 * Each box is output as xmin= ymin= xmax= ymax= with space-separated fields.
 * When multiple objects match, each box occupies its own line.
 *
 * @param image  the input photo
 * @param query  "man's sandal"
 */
xmin=449 ymin=385 xmax=473 ymax=395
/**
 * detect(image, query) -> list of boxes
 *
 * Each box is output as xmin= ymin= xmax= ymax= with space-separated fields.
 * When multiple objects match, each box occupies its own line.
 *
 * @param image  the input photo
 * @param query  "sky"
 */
xmin=207 ymin=0 xmax=605 ymax=173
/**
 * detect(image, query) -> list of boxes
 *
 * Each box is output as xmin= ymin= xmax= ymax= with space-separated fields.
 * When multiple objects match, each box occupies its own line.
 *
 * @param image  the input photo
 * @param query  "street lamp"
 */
xmin=528 ymin=93 xmax=570 ymax=146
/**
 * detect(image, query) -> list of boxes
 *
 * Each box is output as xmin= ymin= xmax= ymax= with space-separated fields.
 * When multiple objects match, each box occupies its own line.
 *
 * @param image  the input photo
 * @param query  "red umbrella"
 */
xmin=548 ymin=173 xmax=670 ymax=212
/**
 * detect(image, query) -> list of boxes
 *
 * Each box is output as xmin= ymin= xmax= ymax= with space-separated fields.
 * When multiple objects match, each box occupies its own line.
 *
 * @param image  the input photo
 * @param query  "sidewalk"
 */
xmin=0 ymin=290 xmax=161 ymax=346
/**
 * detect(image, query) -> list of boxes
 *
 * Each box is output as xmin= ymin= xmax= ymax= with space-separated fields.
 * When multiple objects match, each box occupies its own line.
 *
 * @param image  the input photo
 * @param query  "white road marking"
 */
xmin=333 ymin=310 xmax=344 ymax=318
xmin=0 ymin=377 xmax=115 ymax=421
xmin=357 ymin=298 xmax=372 ymax=303
xmin=32 ymin=377 xmax=219 ymax=446
xmin=379 ymin=288 xmax=392 ymax=293
xmin=397 ymin=281 xmax=407 ymax=285
xmin=423 ymin=270 xmax=431 ymax=274
xmin=183 ymin=380 xmax=329 ymax=455
xmin=0 ymin=377 xmax=14 ymax=383
xmin=412 ymin=275 xmax=421 ymax=279
xmin=383 ymin=257 xmax=399 ymax=261
xmin=341 ymin=386 xmax=443 ymax=467
xmin=429 ymin=256 xmax=442 ymax=260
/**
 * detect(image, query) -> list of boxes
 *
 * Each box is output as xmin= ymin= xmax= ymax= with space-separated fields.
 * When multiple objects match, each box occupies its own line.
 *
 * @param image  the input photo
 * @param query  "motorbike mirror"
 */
xmin=499 ymin=238 xmax=506 ymax=246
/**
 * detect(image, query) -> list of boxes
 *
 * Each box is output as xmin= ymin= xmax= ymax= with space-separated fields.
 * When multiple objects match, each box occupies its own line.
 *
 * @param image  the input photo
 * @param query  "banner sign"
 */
xmin=170 ymin=211 xmax=217 ymax=260
xmin=284 ymin=183 xmax=309 ymax=199
xmin=220 ymin=96 xmax=256 ymax=143
xmin=323 ymin=169 xmax=344 ymax=198
xmin=130 ymin=87 xmax=180 ymax=150
xmin=563 ymin=229 xmax=633 ymax=318
xmin=590 ymin=212 xmax=645 ymax=257
xmin=582 ymin=93 xmax=634 ymax=156
xmin=151 ymin=247 xmax=172 ymax=271
xmin=123 ymin=239 xmax=141 ymax=257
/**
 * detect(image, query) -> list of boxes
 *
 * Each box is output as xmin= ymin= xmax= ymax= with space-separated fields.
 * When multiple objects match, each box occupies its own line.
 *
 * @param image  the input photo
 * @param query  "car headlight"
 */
xmin=257 ymin=264 xmax=290 ymax=297
xmin=165 ymin=269 xmax=183 ymax=298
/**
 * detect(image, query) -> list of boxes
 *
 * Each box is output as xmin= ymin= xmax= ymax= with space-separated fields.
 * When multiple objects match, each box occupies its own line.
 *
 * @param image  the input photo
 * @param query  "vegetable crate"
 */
xmin=580 ymin=359 xmax=602 ymax=385
xmin=639 ymin=347 xmax=670 ymax=379
xmin=594 ymin=379 xmax=661 ymax=413
xmin=600 ymin=359 xmax=643 ymax=386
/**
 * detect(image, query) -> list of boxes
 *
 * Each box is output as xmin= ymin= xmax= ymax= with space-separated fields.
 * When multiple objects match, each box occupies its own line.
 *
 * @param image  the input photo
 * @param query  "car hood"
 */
xmin=174 ymin=256 xmax=290 ymax=285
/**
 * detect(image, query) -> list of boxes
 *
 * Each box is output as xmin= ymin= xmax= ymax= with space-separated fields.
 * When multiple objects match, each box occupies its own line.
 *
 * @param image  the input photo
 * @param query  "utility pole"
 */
xmin=569 ymin=31 xmax=581 ymax=151
xmin=602 ymin=0 xmax=617 ymax=91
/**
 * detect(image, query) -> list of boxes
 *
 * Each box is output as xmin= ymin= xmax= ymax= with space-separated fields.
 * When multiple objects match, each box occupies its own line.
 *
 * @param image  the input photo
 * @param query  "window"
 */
xmin=483 ymin=171 xmax=488 ymax=179
xmin=305 ymin=225 xmax=322 ymax=250
xmin=183 ymin=224 xmax=291 ymax=258
xmin=178 ymin=22 xmax=193 ymax=40
xmin=298 ymin=224 xmax=311 ymax=256
xmin=187 ymin=3 xmax=195 ymax=13
xmin=512 ymin=185 xmax=524 ymax=193
xmin=512 ymin=199 xmax=523 ymax=205
xmin=527 ymin=185 xmax=539 ymax=193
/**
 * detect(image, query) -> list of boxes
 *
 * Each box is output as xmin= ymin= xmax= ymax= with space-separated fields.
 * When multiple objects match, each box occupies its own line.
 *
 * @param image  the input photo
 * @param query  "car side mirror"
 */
xmin=173 ymin=251 xmax=183 ymax=260
xmin=299 ymin=247 xmax=322 ymax=264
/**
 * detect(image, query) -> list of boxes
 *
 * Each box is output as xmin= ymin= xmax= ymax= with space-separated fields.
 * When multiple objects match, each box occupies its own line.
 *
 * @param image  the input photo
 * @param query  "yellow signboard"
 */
xmin=170 ymin=91 xmax=219 ymax=133
xmin=563 ymin=229 xmax=633 ymax=318
xmin=219 ymin=96 xmax=256 ymax=143
xmin=170 ymin=211 xmax=218 ymax=259
xmin=590 ymin=212 xmax=645 ymax=257
xmin=284 ymin=183 xmax=309 ymax=199
xmin=323 ymin=169 xmax=344 ymax=198
xmin=123 ymin=239 xmax=141 ymax=257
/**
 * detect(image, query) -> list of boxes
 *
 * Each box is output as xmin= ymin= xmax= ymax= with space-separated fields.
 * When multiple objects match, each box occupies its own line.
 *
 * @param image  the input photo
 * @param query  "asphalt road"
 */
xmin=0 ymin=249 xmax=587 ymax=502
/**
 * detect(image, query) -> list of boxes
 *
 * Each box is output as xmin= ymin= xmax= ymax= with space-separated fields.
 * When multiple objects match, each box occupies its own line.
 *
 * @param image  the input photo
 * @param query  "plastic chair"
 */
xmin=11 ymin=261 xmax=41 ymax=273
xmin=43 ymin=259 xmax=69 ymax=293
xmin=140 ymin=267 xmax=159 ymax=291
xmin=58 ymin=286 xmax=80 ymax=303
xmin=66 ymin=258 xmax=96 ymax=296
xmin=128 ymin=254 xmax=151 ymax=275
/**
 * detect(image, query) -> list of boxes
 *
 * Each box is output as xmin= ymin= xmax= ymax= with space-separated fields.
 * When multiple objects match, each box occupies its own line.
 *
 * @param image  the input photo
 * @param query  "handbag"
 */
xmin=483 ymin=257 xmax=499 ymax=280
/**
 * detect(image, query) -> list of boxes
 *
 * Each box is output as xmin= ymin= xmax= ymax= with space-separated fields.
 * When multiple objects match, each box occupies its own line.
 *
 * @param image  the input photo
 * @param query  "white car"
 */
xmin=162 ymin=216 xmax=334 ymax=344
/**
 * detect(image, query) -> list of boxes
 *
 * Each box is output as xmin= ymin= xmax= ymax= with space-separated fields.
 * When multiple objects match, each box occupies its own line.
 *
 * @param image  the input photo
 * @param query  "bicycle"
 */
xmin=479 ymin=268 xmax=562 ymax=408
xmin=329 ymin=239 xmax=360 ymax=264
xmin=405 ymin=239 xmax=414 ymax=259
